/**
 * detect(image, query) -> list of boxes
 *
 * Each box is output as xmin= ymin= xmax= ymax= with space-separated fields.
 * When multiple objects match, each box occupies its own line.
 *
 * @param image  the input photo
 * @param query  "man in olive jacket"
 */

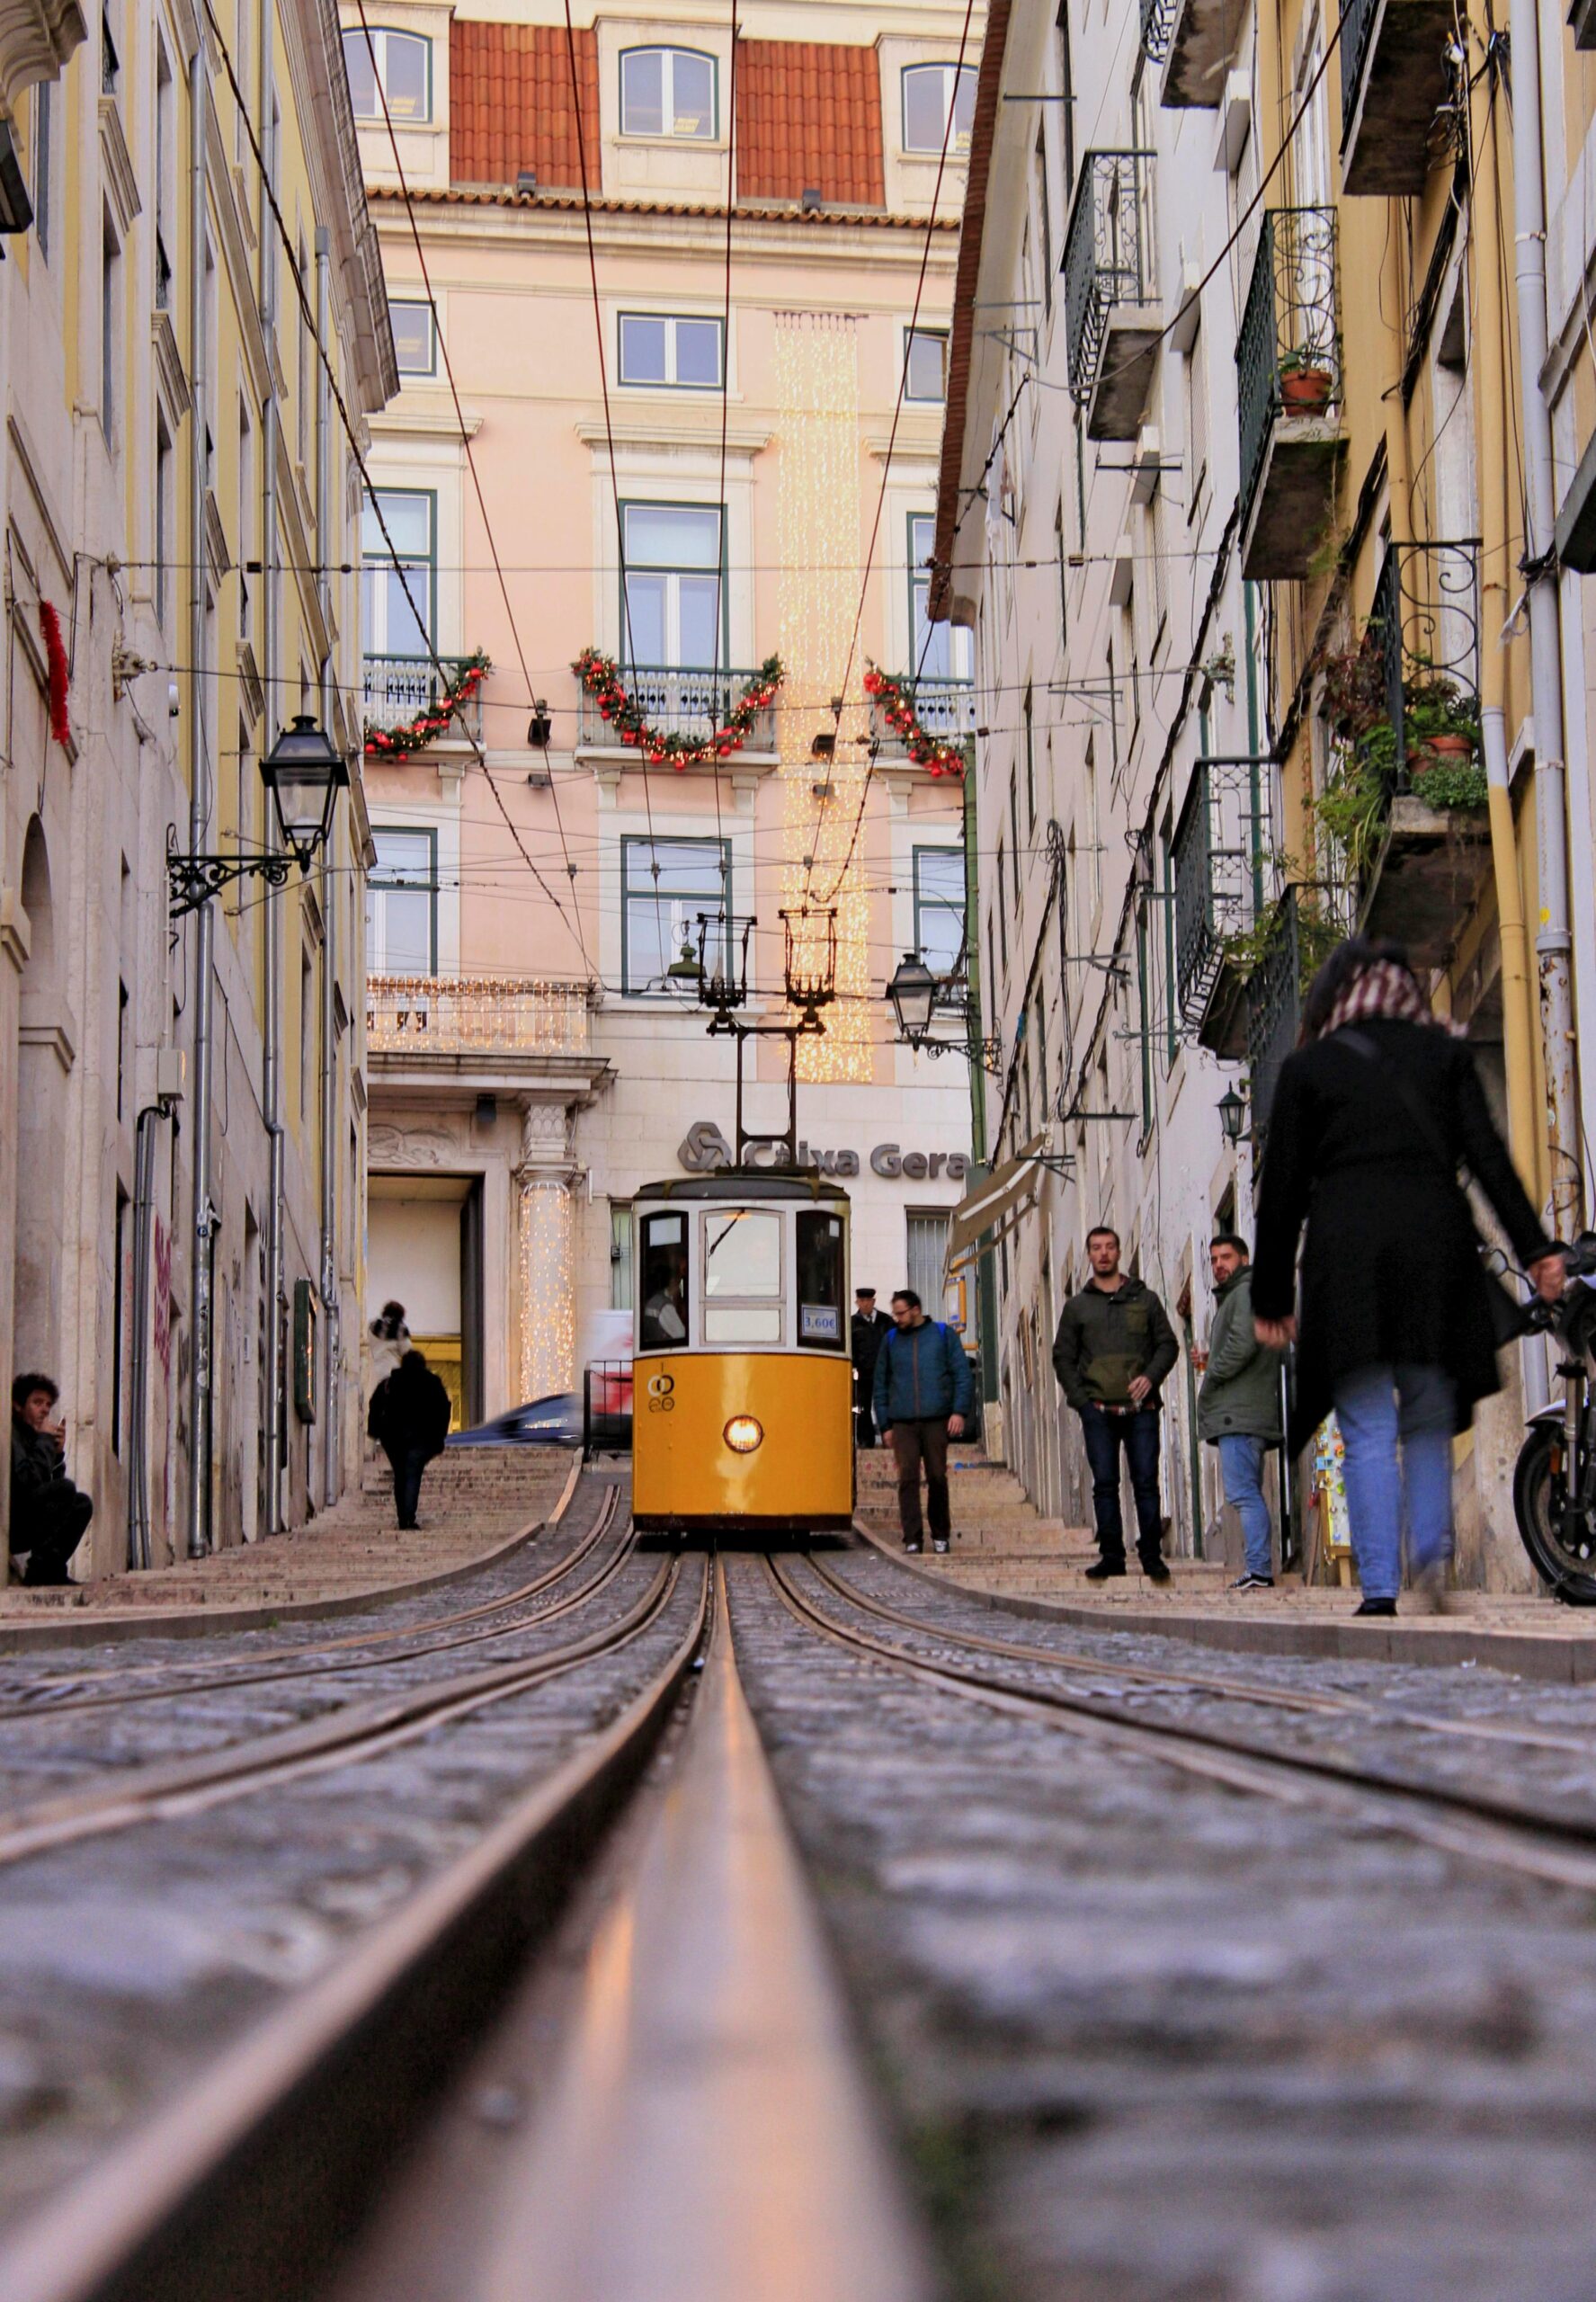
xmin=1052 ymin=1227 xmax=1179 ymax=1580
xmin=1198 ymin=1235 xmax=1284 ymax=1591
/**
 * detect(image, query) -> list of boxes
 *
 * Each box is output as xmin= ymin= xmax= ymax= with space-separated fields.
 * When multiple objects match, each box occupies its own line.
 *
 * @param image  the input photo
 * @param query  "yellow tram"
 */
xmin=630 ymin=1171 xmax=855 ymax=1538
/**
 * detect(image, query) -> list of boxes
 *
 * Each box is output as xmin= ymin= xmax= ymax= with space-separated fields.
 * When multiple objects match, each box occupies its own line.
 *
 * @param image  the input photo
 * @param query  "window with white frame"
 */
xmin=361 ymin=488 xmax=434 ymax=657
xmin=621 ymin=834 xmax=730 ymax=994
xmin=620 ymin=47 xmax=717 ymax=139
xmin=908 ymin=513 xmax=973 ymax=683
xmin=901 ymin=63 xmax=976 ymax=154
xmin=913 ymin=846 xmax=967 ymax=983
xmin=619 ymin=313 xmax=724 ymax=389
xmin=366 ymin=829 xmax=437 ymax=975
xmin=906 ymin=1212 xmax=955 ymax=1319
xmin=905 ymin=328 xmax=949 ymax=403
xmin=342 ymin=28 xmax=432 ymax=121
xmin=388 ymin=299 xmax=436 ymax=377
xmin=621 ymin=503 xmax=723 ymax=669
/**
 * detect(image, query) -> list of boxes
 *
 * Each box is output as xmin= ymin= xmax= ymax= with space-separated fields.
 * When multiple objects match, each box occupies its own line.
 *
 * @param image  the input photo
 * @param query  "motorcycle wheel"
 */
xmin=1512 ymin=1423 xmax=1596 ymax=1602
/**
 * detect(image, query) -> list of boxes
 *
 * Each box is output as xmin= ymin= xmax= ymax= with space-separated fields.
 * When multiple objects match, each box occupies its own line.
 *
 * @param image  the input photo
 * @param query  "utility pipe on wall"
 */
xmin=259 ymin=0 xmax=286 ymax=1538
xmin=316 ymin=229 xmax=340 ymax=1511
xmin=185 ymin=44 xmax=216 ymax=1561
xmin=1509 ymin=0 xmax=1582 ymax=1236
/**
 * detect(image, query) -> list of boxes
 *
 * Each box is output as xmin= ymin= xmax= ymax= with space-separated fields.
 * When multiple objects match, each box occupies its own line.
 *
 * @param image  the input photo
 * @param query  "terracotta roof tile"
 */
xmin=735 ymin=40 xmax=884 ymax=208
xmin=450 ymin=20 xmax=599 ymax=189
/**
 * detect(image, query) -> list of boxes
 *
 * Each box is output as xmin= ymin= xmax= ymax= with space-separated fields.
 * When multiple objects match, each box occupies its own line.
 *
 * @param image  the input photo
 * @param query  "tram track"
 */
xmin=769 ymin=1552 xmax=1596 ymax=1896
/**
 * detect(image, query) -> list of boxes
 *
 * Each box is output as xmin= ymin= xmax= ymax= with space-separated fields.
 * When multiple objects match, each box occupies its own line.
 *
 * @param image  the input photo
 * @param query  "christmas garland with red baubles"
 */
xmin=573 ymin=647 xmax=783 ymax=767
xmin=363 ymin=650 xmax=490 ymax=759
xmin=862 ymin=661 xmax=967 ymax=777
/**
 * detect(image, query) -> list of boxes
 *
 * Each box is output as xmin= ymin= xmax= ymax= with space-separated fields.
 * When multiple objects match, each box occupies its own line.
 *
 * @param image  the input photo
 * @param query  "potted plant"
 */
xmin=1278 ymin=344 xmax=1334 ymax=414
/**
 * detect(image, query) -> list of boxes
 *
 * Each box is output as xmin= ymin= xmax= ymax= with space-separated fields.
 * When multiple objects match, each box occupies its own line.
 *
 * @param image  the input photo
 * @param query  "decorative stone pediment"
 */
xmin=0 ymin=1 xmax=86 ymax=120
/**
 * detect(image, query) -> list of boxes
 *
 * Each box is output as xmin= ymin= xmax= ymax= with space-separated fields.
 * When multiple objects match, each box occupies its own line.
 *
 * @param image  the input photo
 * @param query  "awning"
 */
xmin=945 ymin=1136 xmax=1047 ymax=1275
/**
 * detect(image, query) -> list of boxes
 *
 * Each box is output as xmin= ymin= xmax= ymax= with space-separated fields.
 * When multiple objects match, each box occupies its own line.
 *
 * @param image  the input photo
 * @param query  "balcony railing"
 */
xmin=1063 ymin=151 xmax=1158 ymax=425
xmin=869 ymin=676 xmax=976 ymax=757
xmin=366 ymin=975 xmax=591 ymax=1058
xmin=576 ymin=665 xmax=777 ymax=753
xmin=1245 ymin=882 xmax=1356 ymax=1147
xmin=1172 ymin=758 xmax=1270 ymax=1028
xmin=1339 ymin=0 xmax=1458 ymax=195
xmin=361 ymin=654 xmax=485 ymax=742
xmin=1141 ymin=0 xmax=1174 ymax=62
xmin=1236 ymin=206 xmax=1342 ymax=553
xmin=1339 ymin=0 xmax=1379 ymax=129
xmin=1365 ymin=539 xmax=1481 ymax=799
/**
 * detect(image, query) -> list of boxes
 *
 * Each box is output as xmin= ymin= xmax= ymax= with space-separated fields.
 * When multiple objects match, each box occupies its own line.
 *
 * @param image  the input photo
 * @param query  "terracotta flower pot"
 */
xmin=1279 ymin=366 xmax=1333 ymax=414
xmin=1424 ymin=730 xmax=1476 ymax=758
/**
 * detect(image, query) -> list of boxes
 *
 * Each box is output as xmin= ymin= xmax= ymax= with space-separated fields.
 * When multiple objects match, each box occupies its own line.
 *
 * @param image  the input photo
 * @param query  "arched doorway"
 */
xmin=13 ymin=818 xmax=70 ymax=1387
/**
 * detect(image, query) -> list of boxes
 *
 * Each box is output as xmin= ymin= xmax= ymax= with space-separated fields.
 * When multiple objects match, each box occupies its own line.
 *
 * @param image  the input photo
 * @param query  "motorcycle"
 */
xmin=1512 ymin=1233 xmax=1596 ymax=1602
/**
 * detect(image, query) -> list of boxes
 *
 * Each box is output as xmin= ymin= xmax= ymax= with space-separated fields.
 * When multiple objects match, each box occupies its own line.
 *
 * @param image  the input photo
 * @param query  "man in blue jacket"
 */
xmin=872 ymin=1288 xmax=976 ymax=1553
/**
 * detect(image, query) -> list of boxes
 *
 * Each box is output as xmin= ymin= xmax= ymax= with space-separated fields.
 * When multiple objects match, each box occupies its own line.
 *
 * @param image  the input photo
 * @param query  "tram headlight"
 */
xmin=723 ymin=1414 xmax=764 ymax=1454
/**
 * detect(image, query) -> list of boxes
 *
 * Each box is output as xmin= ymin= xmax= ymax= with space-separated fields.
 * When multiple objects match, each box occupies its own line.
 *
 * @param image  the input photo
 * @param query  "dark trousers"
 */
xmin=1079 ymin=1404 xmax=1163 ymax=1564
xmin=890 ymin=1419 xmax=950 ymax=1544
xmin=854 ymin=1387 xmax=878 ymax=1449
xmin=12 ymin=1486 xmax=94 ymax=1584
xmin=386 ymin=1443 xmax=431 ymax=1530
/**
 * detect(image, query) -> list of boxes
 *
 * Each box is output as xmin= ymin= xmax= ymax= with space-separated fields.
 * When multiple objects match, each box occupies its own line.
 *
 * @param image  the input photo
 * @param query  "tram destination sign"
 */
xmin=677 ymin=1120 xmax=967 ymax=1182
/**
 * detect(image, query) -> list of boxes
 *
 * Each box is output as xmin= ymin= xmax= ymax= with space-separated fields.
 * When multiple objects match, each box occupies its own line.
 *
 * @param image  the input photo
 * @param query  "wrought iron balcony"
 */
xmin=1236 ymin=207 xmax=1344 ymax=581
xmin=361 ymin=653 xmax=485 ymax=743
xmin=1340 ymin=0 xmax=1459 ymax=196
xmin=1172 ymin=758 xmax=1271 ymax=1056
xmin=366 ymin=974 xmax=592 ymax=1060
xmin=869 ymin=676 xmax=976 ymax=759
xmin=1141 ymin=0 xmax=1246 ymax=104
xmin=575 ymin=665 xmax=778 ymax=754
xmin=1062 ymin=151 xmax=1160 ymax=442
xmin=1245 ymin=883 xmax=1356 ymax=1149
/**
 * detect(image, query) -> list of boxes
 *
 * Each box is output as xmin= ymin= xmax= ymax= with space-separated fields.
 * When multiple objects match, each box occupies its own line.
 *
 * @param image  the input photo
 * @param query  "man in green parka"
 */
xmin=1198 ymin=1234 xmax=1285 ymax=1591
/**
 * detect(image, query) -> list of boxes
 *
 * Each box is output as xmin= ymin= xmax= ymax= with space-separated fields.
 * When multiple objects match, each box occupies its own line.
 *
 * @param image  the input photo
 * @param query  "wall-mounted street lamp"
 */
xmin=167 ymin=715 xmax=349 ymax=917
xmin=887 ymin=951 xmax=1003 ymax=1077
xmin=1217 ymin=1080 xmax=1249 ymax=1146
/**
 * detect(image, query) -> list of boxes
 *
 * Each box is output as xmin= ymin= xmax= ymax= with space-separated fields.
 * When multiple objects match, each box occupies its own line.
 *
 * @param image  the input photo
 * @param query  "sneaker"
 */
xmin=1139 ymin=1556 xmax=1172 ymax=1584
xmin=904 ymin=1538 xmax=923 ymax=1555
xmin=1083 ymin=1557 xmax=1126 ymax=1581
xmin=932 ymin=1537 xmax=950 ymax=1554
xmin=1229 ymin=1572 xmax=1275 ymax=1593
xmin=1354 ymin=1596 xmax=1397 ymax=1618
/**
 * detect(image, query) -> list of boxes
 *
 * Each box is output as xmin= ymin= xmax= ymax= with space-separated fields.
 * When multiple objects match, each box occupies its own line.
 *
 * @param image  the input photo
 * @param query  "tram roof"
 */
xmin=635 ymin=1169 xmax=851 ymax=1205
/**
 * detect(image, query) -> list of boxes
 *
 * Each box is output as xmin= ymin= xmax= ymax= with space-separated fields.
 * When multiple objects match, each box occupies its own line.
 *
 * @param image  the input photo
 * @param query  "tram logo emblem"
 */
xmin=646 ymin=1371 xmax=676 ymax=1413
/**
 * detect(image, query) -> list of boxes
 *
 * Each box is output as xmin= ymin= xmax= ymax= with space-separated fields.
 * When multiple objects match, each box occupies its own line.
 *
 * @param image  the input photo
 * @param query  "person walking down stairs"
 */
xmin=367 ymin=1349 xmax=452 ymax=1531
xmin=1052 ymin=1227 xmax=1179 ymax=1584
xmin=872 ymin=1289 xmax=975 ymax=1554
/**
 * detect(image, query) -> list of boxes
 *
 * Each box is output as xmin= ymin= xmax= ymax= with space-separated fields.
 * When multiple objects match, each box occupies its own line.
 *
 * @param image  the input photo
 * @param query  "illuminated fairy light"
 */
xmin=518 ymin=1178 xmax=575 ymax=1400
xmin=774 ymin=312 xmax=871 ymax=1085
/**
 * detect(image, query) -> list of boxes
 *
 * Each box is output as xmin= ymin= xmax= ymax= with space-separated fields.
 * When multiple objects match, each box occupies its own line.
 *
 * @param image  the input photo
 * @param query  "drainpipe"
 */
xmin=316 ymin=228 xmax=339 ymax=1509
xmin=1509 ymin=0 xmax=1581 ymax=1237
xmin=1470 ymin=61 xmax=1543 ymax=1201
xmin=186 ymin=44 xmax=216 ymax=1560
xmin=259 ymin=0 xmax=285 ymax=1536
xmin=126 ymin=1101 xmax=169 ymax=1568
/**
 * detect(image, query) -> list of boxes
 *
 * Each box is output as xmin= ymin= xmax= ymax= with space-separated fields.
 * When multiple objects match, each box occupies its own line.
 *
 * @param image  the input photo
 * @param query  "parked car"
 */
xmin=448 ymin=1395 xmax=583 ymax=1449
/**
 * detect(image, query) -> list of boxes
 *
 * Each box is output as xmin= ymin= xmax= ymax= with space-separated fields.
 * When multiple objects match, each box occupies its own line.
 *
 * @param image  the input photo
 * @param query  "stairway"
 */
xmin=853 ymin=1442 xmax=1230 ymax=1598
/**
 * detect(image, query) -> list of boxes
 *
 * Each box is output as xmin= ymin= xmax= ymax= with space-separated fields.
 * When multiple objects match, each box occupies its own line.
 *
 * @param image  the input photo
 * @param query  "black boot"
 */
xmin=1084 ymin=1557 xmax=1126 ymax=1581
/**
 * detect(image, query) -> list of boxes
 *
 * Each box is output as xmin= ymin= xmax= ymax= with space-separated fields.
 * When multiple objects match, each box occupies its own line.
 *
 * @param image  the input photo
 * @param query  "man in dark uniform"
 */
xmin=850 ymin=1286 xmax=893 ymax=1448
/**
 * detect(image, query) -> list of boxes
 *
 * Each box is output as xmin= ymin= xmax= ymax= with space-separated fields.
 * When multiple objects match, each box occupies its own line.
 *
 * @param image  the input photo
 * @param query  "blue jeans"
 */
xmin=1333 ymin=1363 xmax=1456 ymax=1602
xmin=1217 ymin=1433 xmax=1273 ymax=1578
xmin=1079 ymin=1405 xmax=1163 ymax=1563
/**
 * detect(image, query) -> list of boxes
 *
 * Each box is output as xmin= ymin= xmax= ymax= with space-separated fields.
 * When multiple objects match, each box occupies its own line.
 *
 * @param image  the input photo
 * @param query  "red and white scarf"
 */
xmin=1315 ymin=958 xmax=1466 ymax=1042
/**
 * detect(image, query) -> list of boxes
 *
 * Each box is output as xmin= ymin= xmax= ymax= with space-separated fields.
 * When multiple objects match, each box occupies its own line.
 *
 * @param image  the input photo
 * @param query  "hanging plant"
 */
xmin=364 ymin=650 xmax=491 ymax=759
xmin=862 ymin=662 xmax=968 ymax=778
xmin=572 ymin=648 xmax=784 ymax=768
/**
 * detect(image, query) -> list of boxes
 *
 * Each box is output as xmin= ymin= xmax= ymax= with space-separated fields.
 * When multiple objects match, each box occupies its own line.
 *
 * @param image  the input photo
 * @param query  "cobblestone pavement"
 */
xmin=0 ymin=1477 xmax=697 ymax=2236
xmin=728 ymin=1547 xmax=1596 ymax=2302
xmin=0 ymin=1447 xmax=574 ymax=1633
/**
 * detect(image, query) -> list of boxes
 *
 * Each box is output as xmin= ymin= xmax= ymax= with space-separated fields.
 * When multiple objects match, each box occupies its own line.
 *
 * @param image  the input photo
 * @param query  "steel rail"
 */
xmin=0 ymin=1484 xmax=627 ymax=1726
xmin=824 ymin=1548 xmax=1596 ymax=1760
xmin=0 ymin=1539 xmax=676 ymax=1869
xmin=768 ymin=1557 xmax=1596 ymax=1896
xmin=0 ymin=1558 xmax=711 ymax=2302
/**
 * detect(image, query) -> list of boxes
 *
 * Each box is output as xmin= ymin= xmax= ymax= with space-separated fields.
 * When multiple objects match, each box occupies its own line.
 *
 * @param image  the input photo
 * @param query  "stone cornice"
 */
xmin=0 ymin=0 xmax=86 ymax=120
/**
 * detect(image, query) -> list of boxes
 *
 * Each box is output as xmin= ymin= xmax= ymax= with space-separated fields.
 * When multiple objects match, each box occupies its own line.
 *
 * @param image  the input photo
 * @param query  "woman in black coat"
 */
xmin=367 ymin=1348 xmax=452 ymax=1530
xmin=1252 ymin=940 xmax=1564 ymax=1615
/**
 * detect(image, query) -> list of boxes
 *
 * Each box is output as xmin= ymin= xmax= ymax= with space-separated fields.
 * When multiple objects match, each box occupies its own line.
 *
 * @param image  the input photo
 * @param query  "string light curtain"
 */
xmin=775 ymin=312 xmax=871 ymax=1084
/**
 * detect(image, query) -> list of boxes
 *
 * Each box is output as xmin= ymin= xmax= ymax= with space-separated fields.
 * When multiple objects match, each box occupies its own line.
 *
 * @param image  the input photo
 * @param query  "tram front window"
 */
xmin=703 ymin=1209 xmax=783 ymax=1343
xmin=796 ymin=1211 xmax=845 ymax=1349
xmin=639 ymin=1211 xmax=690 ymax=1348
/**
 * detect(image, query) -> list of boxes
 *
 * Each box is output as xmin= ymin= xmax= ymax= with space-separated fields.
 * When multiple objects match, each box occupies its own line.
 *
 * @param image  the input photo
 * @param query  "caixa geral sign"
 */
xmin=677 ymin=1121 xmax=968 ymax=1182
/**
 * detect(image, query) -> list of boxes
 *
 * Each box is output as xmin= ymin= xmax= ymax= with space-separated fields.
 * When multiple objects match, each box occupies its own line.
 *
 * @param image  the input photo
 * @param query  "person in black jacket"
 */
xmin=367 ymin=1348 xmax=452 ymax=1530
xmin=850 ymin=1288 xmax=893 ymax=1448
xmin=1253 ymin=939 xmax=1565 ymax=1616
xmin=10 ymin=1372 xmax=93 ymax=1585
xmin=1052 ymin=1229 xmax=1180 ymax=1581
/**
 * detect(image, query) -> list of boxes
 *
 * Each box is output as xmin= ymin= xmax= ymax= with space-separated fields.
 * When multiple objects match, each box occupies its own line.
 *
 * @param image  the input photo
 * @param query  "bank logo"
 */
xmin=677 ymin=1120 xmax=733 ymax=1172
